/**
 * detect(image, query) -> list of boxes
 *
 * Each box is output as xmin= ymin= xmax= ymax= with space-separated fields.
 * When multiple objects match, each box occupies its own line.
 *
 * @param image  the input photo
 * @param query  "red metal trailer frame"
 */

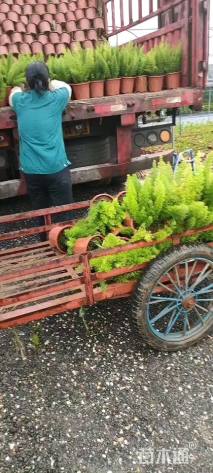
xmin=0 ymin=202 xmax=212 ymax=330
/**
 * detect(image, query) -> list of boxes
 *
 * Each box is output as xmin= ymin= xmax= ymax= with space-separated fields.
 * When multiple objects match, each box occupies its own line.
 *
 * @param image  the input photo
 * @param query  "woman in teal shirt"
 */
xmin=9 ymin=62 xmax=72 ymax=210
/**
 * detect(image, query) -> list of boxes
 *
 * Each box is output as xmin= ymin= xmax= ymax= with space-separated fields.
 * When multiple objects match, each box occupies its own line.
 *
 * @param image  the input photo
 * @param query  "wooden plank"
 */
xmin=0 ymin=278 xmax=84 ymax=310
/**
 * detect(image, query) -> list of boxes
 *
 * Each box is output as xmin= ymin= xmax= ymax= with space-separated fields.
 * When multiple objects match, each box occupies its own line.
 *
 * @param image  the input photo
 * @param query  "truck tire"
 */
xmin=133 ymin=245 xmax=213 ymax=351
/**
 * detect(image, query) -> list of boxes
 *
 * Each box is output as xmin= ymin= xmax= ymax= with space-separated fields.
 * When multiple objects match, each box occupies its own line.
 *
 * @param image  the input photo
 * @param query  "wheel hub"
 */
xmin=182 ymin=295 xmax=196 ymax=310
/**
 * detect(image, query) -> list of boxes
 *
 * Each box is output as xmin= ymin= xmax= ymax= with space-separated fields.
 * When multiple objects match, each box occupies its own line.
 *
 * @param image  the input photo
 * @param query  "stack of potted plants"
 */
xmin=0 ymin=41 xmax=183 ymax=104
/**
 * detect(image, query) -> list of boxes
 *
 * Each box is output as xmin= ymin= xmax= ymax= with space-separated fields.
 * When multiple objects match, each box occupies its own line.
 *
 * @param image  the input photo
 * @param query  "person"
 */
xmin=9 ymin=62 xmax=73 ymax=211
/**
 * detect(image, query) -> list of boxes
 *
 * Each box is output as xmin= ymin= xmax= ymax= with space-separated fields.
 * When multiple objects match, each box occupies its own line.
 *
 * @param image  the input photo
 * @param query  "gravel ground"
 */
xmin=0 ymin=184 xmax=212 ymax=473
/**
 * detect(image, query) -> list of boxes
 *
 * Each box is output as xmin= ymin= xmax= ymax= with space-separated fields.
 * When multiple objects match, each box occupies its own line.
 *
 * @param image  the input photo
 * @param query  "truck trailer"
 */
xmin=0 ymin=0 xmax=210 ymax=199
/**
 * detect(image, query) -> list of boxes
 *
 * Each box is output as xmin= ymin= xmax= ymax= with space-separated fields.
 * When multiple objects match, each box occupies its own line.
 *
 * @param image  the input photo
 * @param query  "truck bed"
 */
xmin=0 ymin=88 xmax=203 ymax=129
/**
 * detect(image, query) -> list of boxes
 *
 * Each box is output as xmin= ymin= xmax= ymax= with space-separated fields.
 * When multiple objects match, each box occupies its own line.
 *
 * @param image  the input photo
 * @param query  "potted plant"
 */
xmin=0 ymin=54 xmax=43 ymax=105
xmin=0 ymin=75 xmax=7 ymax=107
xmin=119 ymin=43 xmax=138 ymax=94
xmin=164 ymin=43 xmax=182 ymax=89
xmin=68 ymin=47 xmax=92 ymax=100
xmin=135 ymin=48 xmax=148 ymax=93
xmin=99 ymin=43 xmax=120 ymax=96
xmin=146 ymin=48 xmax=163 ymax=92
xmin=0 ymin=55 xmax=16 ymax=105
xmin=90 ymin=47 xmax=107 ymax=98
xmin=49 ymin=224 xmax=73 ymax=254
xmin=90 ymin=193 xmax=114 ymax=206
xmin=73 ymin=234 xmax=103 ymax=254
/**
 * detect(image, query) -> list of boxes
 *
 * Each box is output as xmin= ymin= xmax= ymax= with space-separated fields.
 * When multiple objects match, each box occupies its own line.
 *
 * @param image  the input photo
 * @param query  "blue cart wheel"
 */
xmin=133 ymin=245 xmax=213 ymax=351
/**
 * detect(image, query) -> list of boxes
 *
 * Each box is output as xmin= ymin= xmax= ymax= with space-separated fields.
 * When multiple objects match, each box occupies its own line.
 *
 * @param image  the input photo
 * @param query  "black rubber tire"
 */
xmin=133 ymin=245 xmax=213 ymax=351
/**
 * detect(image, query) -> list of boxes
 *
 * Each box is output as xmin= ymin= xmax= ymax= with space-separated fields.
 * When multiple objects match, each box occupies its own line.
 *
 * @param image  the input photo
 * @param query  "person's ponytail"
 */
xmin=33 ymin=78 xmax=48 ymax=94
xmin=26 ymin=62 xmax=49 ymax=95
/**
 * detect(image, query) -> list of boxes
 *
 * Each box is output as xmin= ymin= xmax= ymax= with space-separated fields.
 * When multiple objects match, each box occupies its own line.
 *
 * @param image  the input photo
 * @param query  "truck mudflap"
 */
xmin=0 ymin=150 xmax=173 ymax=200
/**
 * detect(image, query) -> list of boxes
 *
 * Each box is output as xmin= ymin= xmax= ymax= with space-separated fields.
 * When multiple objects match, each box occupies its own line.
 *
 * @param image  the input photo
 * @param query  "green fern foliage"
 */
xmin=64 ymin=155 xmax=213 ymax=281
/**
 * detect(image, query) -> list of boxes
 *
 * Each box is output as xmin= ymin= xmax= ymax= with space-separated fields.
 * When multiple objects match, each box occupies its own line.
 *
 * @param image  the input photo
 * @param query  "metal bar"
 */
xmin=180 ymin=0 xmax=190 ymax=87
xmin=133 ymin=20 xmax=184 ymax=45
xmin=103 ymin=0 xmax=109 ymax=33
xmin=0 ymin=201 xmax=89 ymax=225
xmin=149 ymin=0 xmax=153 ymax=13
xmin=92 ymin=262 xmax=149 ymax=281
xmin=0 ymin=267 xmax=71 ymax=290
xmin=0 ymin=295 xmax=86 ymax=329
xmin=138 ymin=0 xmax=142 ymax=20
xmin=81 ymin=254 xmax=94 ymax=306
xmin=0 ymin=281 xmax=137 ymax=329
xmin=106 ymin=0 xmax=184 ymax=37
xmin=0 ymin=278 xmax=84 ymax=309
xmin=202 ymin=0 xmax=210 ymax=88
xmin=0 ymin=292 xmax=87 ymax=324
xmin=0 ymin=272 xmax=75 ymax=298
xmin=129 ymin=0 xmax=133 ymax=23
xmin=117 ymin=126 xmax=132 ymax=166
xmin=0 ymin=254 xmax=80 ymax=284
xmin=94 ymin=281 xmax=136 ymax=302
xmin=111 ymin=0 xmax=116 ymax=32
xmin=0 ymin=241 xmax=48 ymax=257
xmin=0 ymin=219 xmax=78 ymax=243
xmin=0 ymin=89 xmax=203 ymax=132
xmin=0 ymin=247 xmax=55 ymax=264
xmin=1 ymin=224 xmax=212 ymax=280
xmin=0 ymin=224 xmax=56 ymax=242
xmin=120 ymin=0 xmax=124 ymax=27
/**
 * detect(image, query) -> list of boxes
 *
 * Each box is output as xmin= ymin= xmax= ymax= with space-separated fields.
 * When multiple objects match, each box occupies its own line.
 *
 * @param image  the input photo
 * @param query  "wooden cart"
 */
xmin=0 ymin=201 xmax=212 ymax=351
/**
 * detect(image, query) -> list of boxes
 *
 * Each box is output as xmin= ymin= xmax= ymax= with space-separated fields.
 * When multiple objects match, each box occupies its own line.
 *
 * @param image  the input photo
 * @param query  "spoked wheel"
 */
xmin=133 ymin=245 xmax=213 ymax=351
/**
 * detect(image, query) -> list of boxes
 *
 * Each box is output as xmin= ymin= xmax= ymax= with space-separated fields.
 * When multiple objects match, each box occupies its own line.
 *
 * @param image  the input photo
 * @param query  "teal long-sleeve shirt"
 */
xmin=11 ymin=87 xmax=71 ymax=175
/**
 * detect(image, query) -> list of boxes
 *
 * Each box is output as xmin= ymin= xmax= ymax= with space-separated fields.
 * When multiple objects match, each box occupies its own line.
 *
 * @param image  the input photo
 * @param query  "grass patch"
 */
xmin=141 ymin=122 xmax=213 ymax=156
xmin=175 ymin=122 xmax=213 ymax=154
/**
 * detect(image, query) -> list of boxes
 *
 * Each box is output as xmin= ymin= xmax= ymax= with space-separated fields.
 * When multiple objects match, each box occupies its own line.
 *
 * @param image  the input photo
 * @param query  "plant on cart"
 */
xmin=63 ymin=153 xmax=213 ymax=277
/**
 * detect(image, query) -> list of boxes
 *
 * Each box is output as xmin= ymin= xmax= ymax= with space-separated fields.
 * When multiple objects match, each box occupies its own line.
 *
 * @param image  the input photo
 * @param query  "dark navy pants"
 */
xmin=24 ymin=167 xmax=73 ymax=210
xmin=25 ymin=167 xmax=73 ymax=240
